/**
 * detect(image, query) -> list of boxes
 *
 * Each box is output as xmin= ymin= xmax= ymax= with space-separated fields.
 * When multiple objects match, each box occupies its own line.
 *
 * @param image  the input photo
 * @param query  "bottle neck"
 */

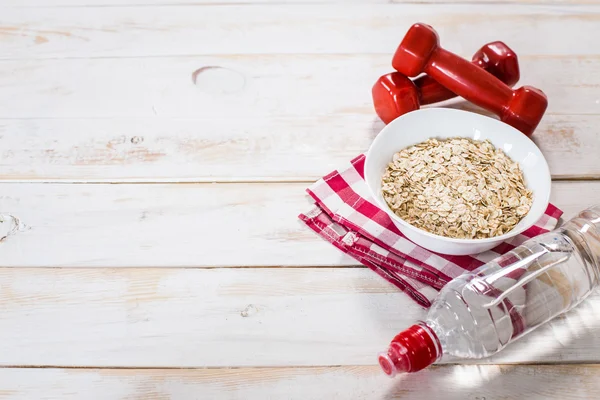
xmin=378 ymin=322 xmax=441 ymax=377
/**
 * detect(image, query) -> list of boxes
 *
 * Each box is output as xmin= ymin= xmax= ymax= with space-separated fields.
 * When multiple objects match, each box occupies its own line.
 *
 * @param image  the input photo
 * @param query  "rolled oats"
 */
xmin=381 ymin=137 xmax=533 ymax=239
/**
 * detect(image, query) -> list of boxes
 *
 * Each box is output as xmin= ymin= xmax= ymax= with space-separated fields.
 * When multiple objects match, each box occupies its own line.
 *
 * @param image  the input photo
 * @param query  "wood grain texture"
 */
xmin=4 ymin=55 xmax=599 ymax=119
xmin=1 ymin=267 xmax=600 ymax=367
xmin=0 ymin=181 xmax=596 ymax=267
xmin=1 ymin=115 xmax=596 ymax=182
xmin=0 ymin=55 xmax=598 ymax=181
xmin=1 ymin=5 xmax=600 ymax=59
xmin=1 ymin=365 xmax=600 ymax=400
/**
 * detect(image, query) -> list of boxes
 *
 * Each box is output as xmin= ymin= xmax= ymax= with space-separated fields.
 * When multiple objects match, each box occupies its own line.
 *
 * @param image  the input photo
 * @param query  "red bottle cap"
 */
xmin=378 ymin=323 xmax=441 ymax=377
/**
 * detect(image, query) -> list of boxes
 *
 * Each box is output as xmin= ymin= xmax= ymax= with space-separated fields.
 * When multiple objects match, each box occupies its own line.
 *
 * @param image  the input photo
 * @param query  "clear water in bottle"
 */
xmin=378 ymin=205 xmax=600 ymax=377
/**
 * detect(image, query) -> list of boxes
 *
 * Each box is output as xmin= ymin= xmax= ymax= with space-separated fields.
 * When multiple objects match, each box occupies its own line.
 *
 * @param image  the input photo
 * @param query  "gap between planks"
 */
xmin=3 ymin=1 xmax=600 ymax=8
xmin=0 ymin=265 xmax=365 ymax=269
xmin=4 ymin=2 xmax=588 ymax=7
xmin=2 ymin=364 xmax=600 ymax=400
xmin=3 ymin=53 xmax=600 ymax=61
xmin=0 ymin=177 xmax=598 ymax=184
xmin=0 ymin=360 xmax=596 ymax=369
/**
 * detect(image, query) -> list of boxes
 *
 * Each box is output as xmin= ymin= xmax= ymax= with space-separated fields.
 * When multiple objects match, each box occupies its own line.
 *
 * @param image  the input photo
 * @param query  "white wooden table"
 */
xmin=0 ymin=1 xmax=599 ymax=399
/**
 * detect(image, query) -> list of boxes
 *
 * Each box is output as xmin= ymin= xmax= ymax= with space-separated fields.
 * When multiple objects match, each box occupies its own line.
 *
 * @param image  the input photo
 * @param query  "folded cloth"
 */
xmin=298 ymin=154 xmax=564 ymax=308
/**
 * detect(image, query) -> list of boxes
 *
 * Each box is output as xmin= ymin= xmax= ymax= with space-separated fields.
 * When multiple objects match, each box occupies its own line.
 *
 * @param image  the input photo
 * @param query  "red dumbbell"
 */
xmin=390 ymin=23 xmax=547 ymax=136
xmin=373 ymin=41 xmax=520 ymax=124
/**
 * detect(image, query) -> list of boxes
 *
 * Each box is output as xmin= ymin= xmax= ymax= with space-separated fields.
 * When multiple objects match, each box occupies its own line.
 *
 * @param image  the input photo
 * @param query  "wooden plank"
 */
xmin=1 ymin=266 xmax=600 ymax=367
xmin=0 ymin=55 xmax=598 ymax=181
xmin=0 ymin=114 xmax=596 ymax=182
xmin=0 ymin=182 xmax=352 ymax=267
xmin=1 ymin=5 xmax=599 ymax=59
xmin=0 ymin=365 xmax=599 ymax=400
xmin=0 ymin=181 xmax=595 ymax=267
xmin=0 ymin=55 xmax=598 ymax=118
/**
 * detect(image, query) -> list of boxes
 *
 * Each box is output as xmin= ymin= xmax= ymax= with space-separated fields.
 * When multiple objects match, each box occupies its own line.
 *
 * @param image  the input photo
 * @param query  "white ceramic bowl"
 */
xmin=364 ymin=108 xmax=551 ymax=256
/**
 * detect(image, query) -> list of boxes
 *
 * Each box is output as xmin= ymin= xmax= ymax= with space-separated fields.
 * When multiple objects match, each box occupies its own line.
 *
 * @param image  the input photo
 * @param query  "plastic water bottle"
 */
xmin=378 ymin=205 xmax=600 ymax=377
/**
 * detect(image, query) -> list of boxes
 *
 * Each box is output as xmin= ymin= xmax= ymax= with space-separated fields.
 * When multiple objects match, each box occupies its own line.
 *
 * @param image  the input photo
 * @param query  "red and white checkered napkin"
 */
xmin=298 ymin=154 xmax=564 ymax=308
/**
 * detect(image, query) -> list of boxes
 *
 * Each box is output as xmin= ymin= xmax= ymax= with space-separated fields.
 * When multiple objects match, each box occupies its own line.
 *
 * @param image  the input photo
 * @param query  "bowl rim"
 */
xmin=364 ymin=108 xmax=552 ymax=245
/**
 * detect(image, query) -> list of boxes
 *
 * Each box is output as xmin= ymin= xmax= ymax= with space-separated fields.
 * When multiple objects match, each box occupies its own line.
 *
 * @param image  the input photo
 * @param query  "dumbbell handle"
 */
xmin=416 ymin=75 xmax=458 ymax=104
xmin=415 ymin=47 xmax=517 ymax=105
xmin=424 ymin=48 xmax=513 ymax=116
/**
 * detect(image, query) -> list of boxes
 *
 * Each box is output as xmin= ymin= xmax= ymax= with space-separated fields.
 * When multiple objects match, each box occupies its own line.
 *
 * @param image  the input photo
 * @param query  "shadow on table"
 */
xmin=380 ymin=295 xmax=600 ymax=399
